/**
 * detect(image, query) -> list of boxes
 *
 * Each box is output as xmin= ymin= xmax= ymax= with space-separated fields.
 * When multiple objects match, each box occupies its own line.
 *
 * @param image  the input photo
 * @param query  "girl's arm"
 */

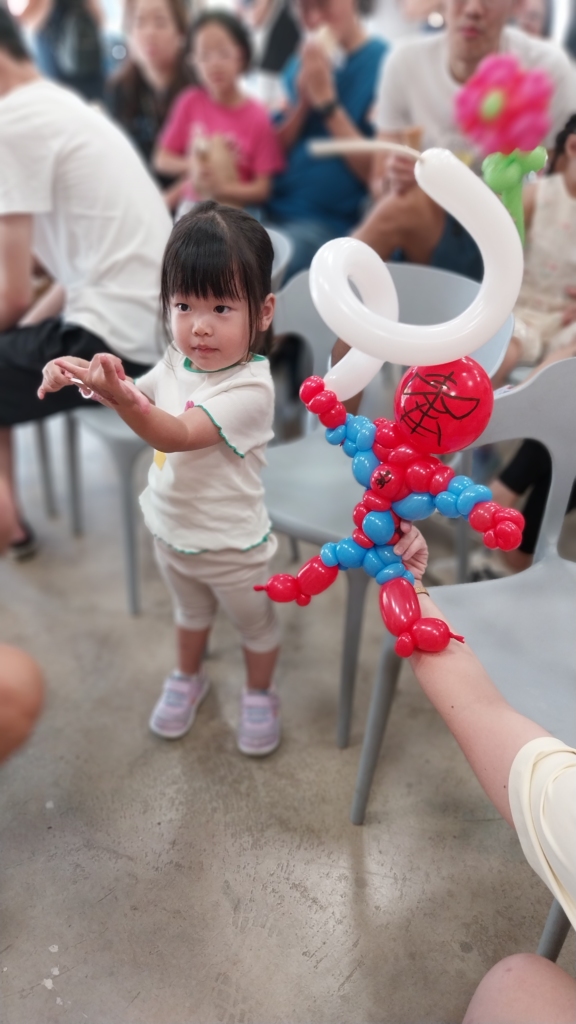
xmin=153 ymin=147 xmax=190 ymax=179
xmin=399 ymin=525 xmax=550 ymax=826
xmin=52 ymin=354 xmax=221 ymax=453
xmin=207 ymin=174 xmax=273 ymax=206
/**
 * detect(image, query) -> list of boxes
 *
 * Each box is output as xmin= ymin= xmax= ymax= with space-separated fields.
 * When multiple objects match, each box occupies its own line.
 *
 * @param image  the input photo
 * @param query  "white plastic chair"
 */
xmin=264 ymin=264 xmax=513 ymax=748
xmin=351 ymin=357 xmax=576 ymax=824
xmin=267 ymin=226 xmax=293 ymax=293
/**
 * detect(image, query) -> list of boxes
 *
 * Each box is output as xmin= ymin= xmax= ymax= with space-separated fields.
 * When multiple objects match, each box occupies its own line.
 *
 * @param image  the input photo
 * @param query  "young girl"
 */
xmin=493 ymin=114 xmax=576 ymax=388
xmin=38 ymin=203 xmax=282 ymax=756
xmin=153 ymin=10 xmax=284 ymax=211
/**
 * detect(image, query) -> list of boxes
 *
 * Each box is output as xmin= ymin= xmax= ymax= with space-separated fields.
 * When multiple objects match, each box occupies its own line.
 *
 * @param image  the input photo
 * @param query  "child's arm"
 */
xmin=399 ymin=524 xmax=550 ymax=826
xmin=202 ymin=173 xmax=273 ymax=206
xmin=53 ymin=353 xmax=221 ymax=453
xmin=153 ymin=146 xmax=190 ymax=179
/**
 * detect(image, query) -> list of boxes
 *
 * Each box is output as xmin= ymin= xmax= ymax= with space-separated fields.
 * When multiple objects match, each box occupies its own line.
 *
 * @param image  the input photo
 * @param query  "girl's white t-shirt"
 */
xmin=136 ymin=351 xmax=275 ymax=553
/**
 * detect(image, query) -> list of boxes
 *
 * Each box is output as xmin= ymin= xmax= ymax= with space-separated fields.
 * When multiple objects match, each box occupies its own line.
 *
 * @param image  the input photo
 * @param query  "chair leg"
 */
xmin=350 ymin=633 xmax=401 ymax=825
xmin=34 ymin=420 xmax=58 ymax=518
xmin=537 ymin=899 xmax=571 ymax=962
xmin=288 ymin=535 xmax=300 ymax=562
xmin=110 ymin=445 xmax=142 ymax=616
xmin=64 ymin=414 xmax=83 ymax=536
xmin=337 ymin=569 xmax=370 ymax=750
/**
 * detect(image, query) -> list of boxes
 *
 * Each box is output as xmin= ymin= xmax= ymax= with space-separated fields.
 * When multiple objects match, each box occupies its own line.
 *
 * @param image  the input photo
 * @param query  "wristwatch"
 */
xmin=315 ymin=98 xmax=339 ymax=120
xmin=414 ymin=582 xmax=429 ymax=596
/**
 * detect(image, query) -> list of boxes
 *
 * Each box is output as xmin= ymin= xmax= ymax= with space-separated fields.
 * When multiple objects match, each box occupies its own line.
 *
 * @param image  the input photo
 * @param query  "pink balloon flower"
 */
xmin=455 ymin=53 xmax=553 ymax=156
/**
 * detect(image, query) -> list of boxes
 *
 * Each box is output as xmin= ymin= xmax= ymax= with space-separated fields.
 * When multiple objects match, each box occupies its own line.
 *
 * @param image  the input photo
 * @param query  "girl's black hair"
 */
xmin=188 ymin=9 xmax=252 ymax=72
xmin=161 ymin=202 xmax=274 ymax=355
xmin=548 ymin=114 xmax=576 ymax=174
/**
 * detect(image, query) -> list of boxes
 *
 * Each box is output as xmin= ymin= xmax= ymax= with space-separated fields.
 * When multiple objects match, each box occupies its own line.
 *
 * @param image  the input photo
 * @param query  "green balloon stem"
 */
xmin=501 ymin=184 xmax=525 ymax=245
xmin=482 ymin=147 xmax=547 ymax=245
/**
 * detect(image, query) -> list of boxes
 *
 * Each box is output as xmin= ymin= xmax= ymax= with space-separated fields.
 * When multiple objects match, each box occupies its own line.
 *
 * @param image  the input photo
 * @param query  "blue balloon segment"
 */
xmin=456 ymin=483 xmax=493 ymax=517
xmin=343 ymin=439 xmax=357 ymax=458
xmin=362 ymin=510 xmax=395 ymax=545
xmin=345 ymin=417 xmax=361 ymax=443
xmin=320 ymin=542 xmax=339 ymax=567
xmin=355 ymin=423 xmax=377 ymax=451
xmin=448 ymin=475 xmax=473 ymax=496
xmin=376 ymin=562 xmax=405 ymax=585
xmin=434 ymin=490 xmax=460 ymax=518
xmin=352 ymin=450 xmax=380 ymax=487
xmin=404 ymin=570 xmax=415 ymax=585
xmin=362 ymin=549 xmax=386 ymax=577
xmin=375 ymin=545 xmax=402 ymax=565
xmin=336 ymin=537 xmax=366 ymax=568
xmin=326 ymin=424 xmax=346 ymax=445
xmin=392 ymin=492 xmax=435 ymax=521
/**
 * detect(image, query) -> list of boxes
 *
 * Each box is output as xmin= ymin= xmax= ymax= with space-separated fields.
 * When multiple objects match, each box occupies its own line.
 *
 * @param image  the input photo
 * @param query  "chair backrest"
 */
xmin=266 ymin=227 xmax=294 ymax=293
xmin=273 ymin=269 xmax=337 ymax=377
xmin=476 ymin=358 xmax=576 ymax=561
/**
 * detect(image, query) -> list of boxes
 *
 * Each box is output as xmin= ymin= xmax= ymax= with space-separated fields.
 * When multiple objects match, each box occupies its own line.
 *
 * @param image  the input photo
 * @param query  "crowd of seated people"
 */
xmin=2 ymin=0 xmax=576 ymax=561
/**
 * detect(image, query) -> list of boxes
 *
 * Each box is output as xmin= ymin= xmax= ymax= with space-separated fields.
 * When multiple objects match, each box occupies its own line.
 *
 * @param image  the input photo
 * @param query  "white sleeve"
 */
xmin=374 ymin=45 xmax=412 ymax=134
xmin=0 ymin=115 xmax=54 ymax=215
xmin=546 ymin=48 xmax=576 ymax=145
xmin=196 ymin=375 xmax=274 ymax=458
xmin=509 ymin=736 xmax=576 ymax=929
xmin=135 ymin=360 xmax=164 ymax=401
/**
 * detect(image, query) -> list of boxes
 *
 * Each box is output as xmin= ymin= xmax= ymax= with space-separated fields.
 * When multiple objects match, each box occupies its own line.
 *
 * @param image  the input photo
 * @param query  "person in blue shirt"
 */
xmin=264 ymin=0 xmax=387 ymax=280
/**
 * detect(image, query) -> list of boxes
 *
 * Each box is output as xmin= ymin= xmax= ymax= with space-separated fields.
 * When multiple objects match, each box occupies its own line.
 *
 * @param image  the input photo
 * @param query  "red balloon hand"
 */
xmin=299 ymin=376 xmax=347 ymax=428
xmin=469 ymin=502 xmax=525 ymax=551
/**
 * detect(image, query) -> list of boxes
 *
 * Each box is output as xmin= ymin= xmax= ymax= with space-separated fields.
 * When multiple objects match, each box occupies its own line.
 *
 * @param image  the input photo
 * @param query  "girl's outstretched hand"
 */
xmin=38 ymin=356 xmax=90 ymax=399
xmin=52 ymin=353 xmax=150 ymax=415
xmin=394 ymin=521 xmax=428 ymax=581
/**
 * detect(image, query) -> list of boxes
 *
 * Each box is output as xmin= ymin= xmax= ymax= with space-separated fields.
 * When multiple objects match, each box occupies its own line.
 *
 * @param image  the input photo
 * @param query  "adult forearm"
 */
xmin=276 ymin=99 xmax=309 ymax=152
xmin=323 ymin=107 xmax=372 ymax=183
xmin=154 ymin=149 xmax=189 ymax=178
xmin=411 ymin=595 xmax=549 ymax=826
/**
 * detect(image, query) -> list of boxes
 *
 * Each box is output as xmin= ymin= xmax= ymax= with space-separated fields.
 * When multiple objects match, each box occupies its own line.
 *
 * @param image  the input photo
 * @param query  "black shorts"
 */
xmin=0 ymin=318 xmax=152 ymax=427
xmin=499 ymin=439 xmax=576 ymax=555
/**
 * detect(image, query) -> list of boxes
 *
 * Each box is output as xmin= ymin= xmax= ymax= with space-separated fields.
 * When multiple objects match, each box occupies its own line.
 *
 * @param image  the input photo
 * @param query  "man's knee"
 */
xmin=464 ymin=954 xmax=576 ymax=1024
xmin=0 ymin=645 xmax=44 ymax=763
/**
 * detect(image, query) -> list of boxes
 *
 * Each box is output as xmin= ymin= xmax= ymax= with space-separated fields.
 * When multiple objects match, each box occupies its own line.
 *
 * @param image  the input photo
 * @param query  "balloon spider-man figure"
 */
xmin=256 ymin=356 xmax=524 ymax=657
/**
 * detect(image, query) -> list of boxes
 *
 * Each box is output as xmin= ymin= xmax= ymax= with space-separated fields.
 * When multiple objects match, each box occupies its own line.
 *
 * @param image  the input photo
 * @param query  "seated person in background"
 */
xmin=237 ymin=0 xmax=301 ymax=108
xmin=17 ymin=0 xmax=105 ymax=102
xmin=0 ymin=480 xmax=43 ymax=764
xmin=356 ymin=0 xmax=576 ymax=283
xmin=264 ymin=0 xmax=388 ymax=280
xmin=493 ymin=115 xmax=576 ymax=388
xmin=0 ymin=9 xmax=172 ymax=557
xmin=154 ymin=10 xmax=285 ymax=213
xmin=397 ymin=523 xmax=576 ymax=1024
xmin=515 ymin=0 xmax=552 ymax=37
xmin=105 ymin=0 xmax=194 ymax=202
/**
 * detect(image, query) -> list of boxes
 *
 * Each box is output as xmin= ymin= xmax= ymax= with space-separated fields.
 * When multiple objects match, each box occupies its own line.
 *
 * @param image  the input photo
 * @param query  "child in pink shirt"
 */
xmin=154 ymin=10 xmax=284 ymax=209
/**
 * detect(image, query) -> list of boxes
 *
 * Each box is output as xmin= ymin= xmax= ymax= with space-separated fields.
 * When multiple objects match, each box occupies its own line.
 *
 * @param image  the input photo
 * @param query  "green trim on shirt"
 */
xmin=154 ymin=530 xmax=272 ymax=556
xmin=196 ymin=404 xmax=245 ymax=458
xmin=183 ymin=354 xmax=267 ymax=374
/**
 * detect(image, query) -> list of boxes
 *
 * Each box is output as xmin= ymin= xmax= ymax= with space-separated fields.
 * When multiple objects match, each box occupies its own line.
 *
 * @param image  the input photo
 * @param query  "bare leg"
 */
xmin=354 ymin=185 xmax=446 ymax=264
xmin=243 ymin=646 xmax=280 ymax=691
xmin=177 ymin=626 xmax=210 ymax=676
xmin=492 ymin=336 xmax=522 ymax=390
xmin=0 ymin=428 xmax=26 ymax=543
xmin=0 ymin=644 xmax=44 ymax=763
xmin=463 ymin=953 xmax=576 ymax=1024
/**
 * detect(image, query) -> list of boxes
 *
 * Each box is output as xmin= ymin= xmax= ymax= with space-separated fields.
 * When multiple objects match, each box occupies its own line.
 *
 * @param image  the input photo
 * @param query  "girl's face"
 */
xmin=128 ymin=0 xmax=184 ymax=75
xmin=192 ymin=22 xmax=244 ymax=99
xmin=296 ymin=0 xmax=357 ymax=42
xmin=170 ymin=291 xmax=274 ymax=371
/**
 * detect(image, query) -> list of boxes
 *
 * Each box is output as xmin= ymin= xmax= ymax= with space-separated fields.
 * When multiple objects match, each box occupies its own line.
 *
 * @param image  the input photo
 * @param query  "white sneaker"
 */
xmin=237 ymin=689 xmax=281 ymax=757
xmin=149 ymin=670 xmax=210 ymax=739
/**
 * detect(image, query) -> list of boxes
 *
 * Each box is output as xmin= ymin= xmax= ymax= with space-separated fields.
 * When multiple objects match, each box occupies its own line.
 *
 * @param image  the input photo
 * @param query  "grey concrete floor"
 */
xmin=1 ymin=416 xmax=575 ymax=1024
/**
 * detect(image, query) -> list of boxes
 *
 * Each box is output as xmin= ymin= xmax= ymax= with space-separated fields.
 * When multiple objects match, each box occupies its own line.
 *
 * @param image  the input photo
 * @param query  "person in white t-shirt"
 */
xmin=0 ymin=9 xmax=172 ymax=559
xmin=39 ymin=202 xmax=283 ymax=757
xmin=354 ymin=0 xmax=576 ymax=282
xmin=394 ymin=521 xmax=576 ymax=1024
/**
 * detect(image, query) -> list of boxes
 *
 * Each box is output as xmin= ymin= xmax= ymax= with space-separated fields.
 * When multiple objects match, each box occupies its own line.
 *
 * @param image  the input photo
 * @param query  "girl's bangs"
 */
xmin=167 ymin=229 xmax=245 ymax=304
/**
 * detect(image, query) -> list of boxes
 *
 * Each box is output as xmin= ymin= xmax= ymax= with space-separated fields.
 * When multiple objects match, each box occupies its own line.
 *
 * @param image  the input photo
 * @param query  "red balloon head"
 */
xmin=394 ymin=357 xmax=494 ymax=455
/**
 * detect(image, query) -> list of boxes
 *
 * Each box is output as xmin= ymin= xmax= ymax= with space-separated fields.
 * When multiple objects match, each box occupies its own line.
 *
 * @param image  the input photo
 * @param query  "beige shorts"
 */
xmin=154 ymin=535 xmax=280 ymax=653
xmin=514 ymin=306 xmax=576 ymax=365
